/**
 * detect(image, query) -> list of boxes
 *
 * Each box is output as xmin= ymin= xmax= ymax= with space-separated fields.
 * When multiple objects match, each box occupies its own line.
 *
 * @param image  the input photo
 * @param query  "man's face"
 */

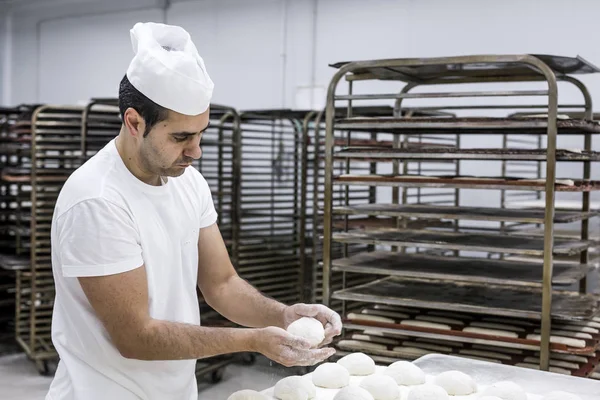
xmin=138 ymin=109 xmax=210 ymax=177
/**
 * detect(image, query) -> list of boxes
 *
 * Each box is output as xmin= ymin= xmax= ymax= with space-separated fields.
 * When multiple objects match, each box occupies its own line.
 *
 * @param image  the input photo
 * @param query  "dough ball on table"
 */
xmin=433 ymin=371 xmax=477 ymax=395
xmin=334 ymin=386 xmax=376 ymax=400
xmin=337 ymin=352 xmax=376 ymax=376
xmin=227 ymin=390 xmax=270 ymax=400
xmin=383 ymin=361 xmax=426 ymax=386
xmin=359 ymin=375 xmax=400 ymax=400
xmin=407 ymin=385 xmax=449 ymax=400
xmin=287 ymin=317 xmax=325 ymax=348
xmin=543 ymin=392 xmax=582 ymax=400
xmin=274 ymin=376 xmax=316 ymax=400
xmin=312 ymin=363 xmax=350 ymax=389
xmin=481 ymin=381 xmax=527 ymax=400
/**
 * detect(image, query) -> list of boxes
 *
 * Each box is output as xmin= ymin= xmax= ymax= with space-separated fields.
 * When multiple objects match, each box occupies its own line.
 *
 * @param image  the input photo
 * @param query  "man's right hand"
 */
xmin=251 ymin=327 xmax=336 ymax=367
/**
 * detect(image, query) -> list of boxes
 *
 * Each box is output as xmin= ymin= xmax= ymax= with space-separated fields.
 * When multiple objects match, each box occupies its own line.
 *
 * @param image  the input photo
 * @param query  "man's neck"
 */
xmin=115 ymin=128 xmax=162 ymax=186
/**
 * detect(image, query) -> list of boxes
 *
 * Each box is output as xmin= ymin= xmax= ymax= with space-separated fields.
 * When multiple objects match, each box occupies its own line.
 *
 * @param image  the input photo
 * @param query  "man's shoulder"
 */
xmin=56 ymin=151 xmax=128 ymax=218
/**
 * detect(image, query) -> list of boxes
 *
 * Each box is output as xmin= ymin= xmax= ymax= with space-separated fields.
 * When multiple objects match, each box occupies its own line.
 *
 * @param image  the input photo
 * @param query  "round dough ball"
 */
xmin=407 ymin=385 xmax=449 ymax=400
xmin=312 ymin=363 xmax=350 ymax=389
xmin=334 ymin=386 xmax=376 ymax=400
xmin=543 ymin=392 xmax=582 ymax=400
xmin=384 ymin=361 xmax=426 ymax=386
xmin=482 ymin=381 xmax=527 ymax=400
xmin=337 ymin=352 xmax=376 ymax=376
xmin=433 ymin=371 xmax=477 ymax=395
xmin=479 ymin=397 xmax=503 ymax=400
xmin=274 ymin=376 xmax=316 ymax=400
xmin=287 ymin=317 xmax=325 ymax=347
xmin=227 ymin=390 xmax=270 ymax=400
xmin=359 ymin=375 xmax=400 ymax=400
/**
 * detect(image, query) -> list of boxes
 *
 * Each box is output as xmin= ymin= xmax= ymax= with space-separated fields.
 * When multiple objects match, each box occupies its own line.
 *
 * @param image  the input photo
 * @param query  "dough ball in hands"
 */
xmin=384 ymin=361 xmax=426 ymax=386
xmin=337 ymin=352 xmax=376 ymax=376
xmin=433 ymin=371 xmax=477 ymax=395
xmin=312 ymin=362 xmax=350 ymax=389
xmin=334 ymin=386 xmax=376 ymax=400
xmin=274 ymin=376 xmax=316 ymax=400
xmin=543 ymin=392 xmax=582 ymax=400
xmin=407 ymin=385 xmax=449 ymax=400
xmin=359 ymin=375 xmax=400 ymax=400
xmin=287 ymin=317 xmax=325 ymax=348
xmin=481 ymin=381 xmax=527 ymax=400
xmin=227 ymin=390 xmax=270 ymax=400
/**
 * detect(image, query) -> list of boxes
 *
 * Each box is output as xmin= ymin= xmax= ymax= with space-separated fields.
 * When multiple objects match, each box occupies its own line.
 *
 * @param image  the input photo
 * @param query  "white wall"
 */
xmin=5 ymin=0 xmax=600 ymax=109
xmin=39 ymin=7 xmax=163 ymax=103
xmin=3 ymin=0 xmax=600 ymax=188
xmin=0 ymin=10 xmax=9 ymax=106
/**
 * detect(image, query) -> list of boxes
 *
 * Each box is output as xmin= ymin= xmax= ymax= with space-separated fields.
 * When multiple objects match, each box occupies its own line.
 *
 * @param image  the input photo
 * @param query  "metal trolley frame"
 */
xmin=321 ymin=54 xmax=600 ymax=371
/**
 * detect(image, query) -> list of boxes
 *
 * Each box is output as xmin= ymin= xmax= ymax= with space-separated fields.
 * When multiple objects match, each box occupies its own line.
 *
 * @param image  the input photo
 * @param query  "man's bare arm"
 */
xmin=78 ymin=266 xmax=333 ymax=365
xmin=197 ymin=224 xmax=289 ymax=328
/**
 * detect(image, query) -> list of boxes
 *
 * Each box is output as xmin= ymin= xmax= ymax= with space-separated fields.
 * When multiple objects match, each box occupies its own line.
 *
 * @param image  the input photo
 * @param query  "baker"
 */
xmin=46 ymin=21 xmax=341 ymax=400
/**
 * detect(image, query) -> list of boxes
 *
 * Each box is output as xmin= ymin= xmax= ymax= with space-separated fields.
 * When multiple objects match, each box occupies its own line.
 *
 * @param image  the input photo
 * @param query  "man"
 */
xmin=46 ymin=22 xmax=341 ymax=400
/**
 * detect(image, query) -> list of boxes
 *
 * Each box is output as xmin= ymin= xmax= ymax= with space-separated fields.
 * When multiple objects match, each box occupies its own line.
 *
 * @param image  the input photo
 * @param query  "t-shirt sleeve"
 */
xmin=56 ymin=198 xmax=144 ymax=278
xmin=196 ymin=173 xmax=218 ymax=229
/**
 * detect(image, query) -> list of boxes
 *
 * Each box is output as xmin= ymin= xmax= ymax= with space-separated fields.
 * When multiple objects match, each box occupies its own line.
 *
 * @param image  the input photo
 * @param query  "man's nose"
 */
xmin=184 ymin=136 xmax=202 ymax=160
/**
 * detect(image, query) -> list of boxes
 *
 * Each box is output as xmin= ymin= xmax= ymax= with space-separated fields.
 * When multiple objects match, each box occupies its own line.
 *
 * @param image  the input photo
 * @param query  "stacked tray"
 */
xmin=304 ymin=107 xmax=395 ymax=311
xmin=305 ymin=106 xmax=460 ymax=312
xmin=235 ymin=111 xmax=306 ymax=305
xmin=336 ymin=304 xmax=600 ymax=377
xmin=335 ymin=174 xmax=600 ymax=191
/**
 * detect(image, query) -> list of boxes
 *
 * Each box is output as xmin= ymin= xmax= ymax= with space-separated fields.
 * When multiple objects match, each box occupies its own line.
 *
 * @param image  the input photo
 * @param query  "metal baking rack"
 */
xmin=335 ymin=277 xmax=599 ymax=320
xmin=81 ymin=98 xmax=121 ymax=160
xmin=235 ymin=110 xmax=305 ymax=305
xmin=304 ymin=105 xmax=459 ymax=314
xmin=303 ymin=106 xmax=394 ymax=314
xmin=0 ymin=106 xmax=33 ymax=354
xmin=499 ymin=133 xmax=544 ymax=233
xmin=321 ymin=54 xmax=600 ymax=372
xmin=9 ymin=105 xmax=87 ymax=374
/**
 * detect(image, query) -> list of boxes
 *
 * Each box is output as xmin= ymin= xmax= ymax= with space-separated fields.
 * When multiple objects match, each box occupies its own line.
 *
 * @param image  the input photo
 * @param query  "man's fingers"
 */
xmin=293 ymin=303 xmax=320 ymax=318
xmin=323 ymin=312 xmax=342 ymax=336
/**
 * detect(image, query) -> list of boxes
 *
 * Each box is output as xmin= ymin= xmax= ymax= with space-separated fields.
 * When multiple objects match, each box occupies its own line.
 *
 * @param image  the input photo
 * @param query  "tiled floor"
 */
xmin=0 ymin=353 xmax=291 ymax=399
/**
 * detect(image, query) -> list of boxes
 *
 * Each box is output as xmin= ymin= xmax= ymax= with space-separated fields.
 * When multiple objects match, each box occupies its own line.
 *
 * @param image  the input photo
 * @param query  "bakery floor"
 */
xmin=0 ymin=352 xmax=293 ymax=399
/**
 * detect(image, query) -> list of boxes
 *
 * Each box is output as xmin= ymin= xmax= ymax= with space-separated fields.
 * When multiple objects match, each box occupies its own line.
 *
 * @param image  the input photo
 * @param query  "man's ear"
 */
xmin=123 ymin=108 xmax=146 ymax=138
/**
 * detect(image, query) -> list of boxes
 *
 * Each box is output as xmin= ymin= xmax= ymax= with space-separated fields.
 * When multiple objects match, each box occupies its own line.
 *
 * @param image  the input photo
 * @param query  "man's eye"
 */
xmin=173 ymin=136 xmax=188 ymax=142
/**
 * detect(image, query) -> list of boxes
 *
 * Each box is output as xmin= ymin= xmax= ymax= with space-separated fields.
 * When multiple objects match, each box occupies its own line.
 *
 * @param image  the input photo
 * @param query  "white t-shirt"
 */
xmin=46 ymin=139 xmax=218 ymax=400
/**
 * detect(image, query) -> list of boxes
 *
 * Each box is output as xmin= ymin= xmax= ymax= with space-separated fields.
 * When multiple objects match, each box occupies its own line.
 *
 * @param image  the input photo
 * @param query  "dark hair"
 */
xmin=118 ymin=75 xmax=169 ymax=137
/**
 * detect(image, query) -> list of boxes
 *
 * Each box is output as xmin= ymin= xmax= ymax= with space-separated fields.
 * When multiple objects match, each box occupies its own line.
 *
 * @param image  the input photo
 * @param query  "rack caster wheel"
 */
xmin=37 ymin=360 xmax=51 ymax=376
xmin=211 ymin=367 xmax=225 ymax=383
xmin=241 ymin=354 xmax=256 ymax=365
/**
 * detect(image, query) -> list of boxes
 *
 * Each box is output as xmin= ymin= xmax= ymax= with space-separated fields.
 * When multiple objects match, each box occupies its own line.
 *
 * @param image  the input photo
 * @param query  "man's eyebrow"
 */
xmin=170 ymin=123 xmax=211 ymax=136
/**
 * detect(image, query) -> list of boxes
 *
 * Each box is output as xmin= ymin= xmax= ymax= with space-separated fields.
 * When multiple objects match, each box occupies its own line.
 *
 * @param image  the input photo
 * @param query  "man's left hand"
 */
xmin=283 ymin=303 xmax=343 ymax=347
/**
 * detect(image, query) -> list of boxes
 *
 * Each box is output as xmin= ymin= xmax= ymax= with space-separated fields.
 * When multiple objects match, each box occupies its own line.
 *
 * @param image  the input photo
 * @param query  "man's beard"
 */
xmin=140 ymin=145 xmax=192 ymax=178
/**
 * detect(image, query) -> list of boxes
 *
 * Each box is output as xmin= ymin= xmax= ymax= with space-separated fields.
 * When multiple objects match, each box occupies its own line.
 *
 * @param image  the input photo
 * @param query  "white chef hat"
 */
xmin=126 ymin=22 xmax=214 ymax=115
